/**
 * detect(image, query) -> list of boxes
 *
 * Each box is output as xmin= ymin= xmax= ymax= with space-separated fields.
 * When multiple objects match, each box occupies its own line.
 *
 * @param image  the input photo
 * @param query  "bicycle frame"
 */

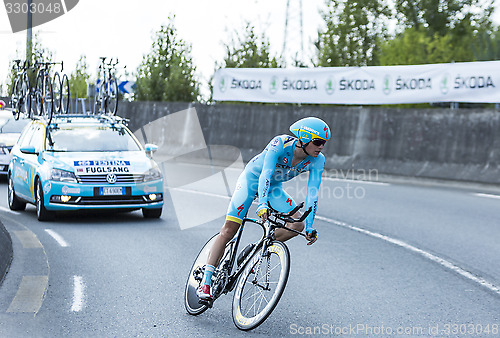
xmin=213 ymin=204 xmax=310 ymax=299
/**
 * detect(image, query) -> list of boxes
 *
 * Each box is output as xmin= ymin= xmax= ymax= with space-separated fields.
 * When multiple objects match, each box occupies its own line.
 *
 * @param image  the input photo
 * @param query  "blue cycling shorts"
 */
xmin=226 ymin=169 xmax=297 ymax=225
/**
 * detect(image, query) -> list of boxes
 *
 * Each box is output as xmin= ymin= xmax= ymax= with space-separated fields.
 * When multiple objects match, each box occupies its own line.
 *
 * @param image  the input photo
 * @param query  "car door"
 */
xmin=21 ymin=123 xmax=46 ymax=202
xmin=10 ymin=123 xmax=36 ymax=200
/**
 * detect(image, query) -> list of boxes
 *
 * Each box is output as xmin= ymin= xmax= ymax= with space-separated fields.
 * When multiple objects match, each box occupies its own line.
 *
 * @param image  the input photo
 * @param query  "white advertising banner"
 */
xmin=213 ymin=61 xmax=500 ymax=104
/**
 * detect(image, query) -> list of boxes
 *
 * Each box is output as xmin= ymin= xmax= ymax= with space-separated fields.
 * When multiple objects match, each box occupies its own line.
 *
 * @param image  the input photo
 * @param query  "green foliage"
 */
xmin=221 ymin=23 xmax=281 ymax=68
xmin=317 ymin=0 xmax=391 ymax=67
xmin=69 ymin=55 xmax=91 ymax=99
xmin=135 ymin=17 xmax=199 ymax=102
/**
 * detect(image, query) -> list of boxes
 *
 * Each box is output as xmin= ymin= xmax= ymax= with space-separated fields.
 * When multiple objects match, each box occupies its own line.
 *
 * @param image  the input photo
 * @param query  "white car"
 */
xmin=0 ymin=110 xmax=30 ymax=175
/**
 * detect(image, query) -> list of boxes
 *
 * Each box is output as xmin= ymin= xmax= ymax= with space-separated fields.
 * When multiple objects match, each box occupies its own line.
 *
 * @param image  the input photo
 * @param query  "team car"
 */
xmin=7 ymin=114 xmax=164 ymax=221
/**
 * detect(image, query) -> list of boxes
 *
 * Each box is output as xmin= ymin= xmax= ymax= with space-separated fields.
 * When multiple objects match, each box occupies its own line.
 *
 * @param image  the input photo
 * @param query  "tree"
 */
xmin=395 ymin=0 xmax=494 ymax=37
xmin=317 ymin=0 xmax=391 ymax=67
xmin=69 ymin=55 xmax=91 ymax=99
xmin=221 ymin=22 xmax=280 ymax=68
xmin=135 ymin=17 xmax=199 ymax=102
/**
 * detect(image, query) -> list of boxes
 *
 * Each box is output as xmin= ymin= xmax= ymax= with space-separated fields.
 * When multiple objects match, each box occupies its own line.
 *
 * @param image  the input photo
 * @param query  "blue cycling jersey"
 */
xmin=226 ymin=135 xmax=324 ymax=231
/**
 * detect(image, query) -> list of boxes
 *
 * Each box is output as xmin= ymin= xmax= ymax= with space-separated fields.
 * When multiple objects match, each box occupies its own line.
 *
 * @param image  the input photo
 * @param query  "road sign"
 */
xmin=118 ymin=81 xmax=136 ymax=94
xmin=94 ymin=80 xmax=136 ymax=94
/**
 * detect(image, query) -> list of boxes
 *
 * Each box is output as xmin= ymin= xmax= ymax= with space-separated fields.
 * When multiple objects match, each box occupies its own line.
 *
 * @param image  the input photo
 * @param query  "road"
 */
xmin=0 ymin=175 xmax=499 ymax=337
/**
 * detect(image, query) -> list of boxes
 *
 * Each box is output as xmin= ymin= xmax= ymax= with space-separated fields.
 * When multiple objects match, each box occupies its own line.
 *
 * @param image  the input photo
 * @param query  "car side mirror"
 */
xmin=20 ymin=146 xmax=38 ymax=155
xmin=145 ymin=143 xmax=158 ymax=158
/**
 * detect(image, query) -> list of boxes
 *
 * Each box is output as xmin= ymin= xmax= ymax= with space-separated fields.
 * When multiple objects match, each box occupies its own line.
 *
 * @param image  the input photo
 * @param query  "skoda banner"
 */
xmin=213 ymin=61 xmax=500 ymax=104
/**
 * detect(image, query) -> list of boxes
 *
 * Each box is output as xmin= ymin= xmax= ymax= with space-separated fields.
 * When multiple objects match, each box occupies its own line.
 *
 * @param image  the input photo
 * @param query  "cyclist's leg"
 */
xmin=268 ymin=185 xmax=305 ymax=242
xmin=199 ymin=170 xmax=257 ymax=293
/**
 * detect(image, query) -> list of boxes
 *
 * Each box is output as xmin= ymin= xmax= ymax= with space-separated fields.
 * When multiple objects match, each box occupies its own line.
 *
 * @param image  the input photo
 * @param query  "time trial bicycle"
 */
xmin=52 ymin=62 xmax=70 ymax=114
xmin=95 ymin=57 xmax=119 ymax=115
xmin=184 ymin=202 xmax=315 ymax=331
xmin=10 ymin=59 xmax=31 ymax=120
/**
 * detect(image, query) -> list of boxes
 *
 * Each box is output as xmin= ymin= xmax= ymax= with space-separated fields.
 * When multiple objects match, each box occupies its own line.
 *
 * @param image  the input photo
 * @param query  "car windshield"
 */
xmin=47 ymin=125 xmax=142 ymax=152
xmin=0 ymin=117 xmax=30 ymax=133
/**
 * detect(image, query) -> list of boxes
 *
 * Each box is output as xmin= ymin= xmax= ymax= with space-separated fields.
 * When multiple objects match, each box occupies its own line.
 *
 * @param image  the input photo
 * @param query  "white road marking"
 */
xmin=323 ymin=177 xmax=390 ymax=186
xmin=315 ymin=216 xmax=500 ymax=296
xmin=71 ymin=276 xmax=85 ymax=312
xmin=474 ymin=193 xmax=500 ymax=200
xmin=170 ymin=187 xmax=231 ymax=199
xmin=45 ymin=229 xmax=69 ymax=247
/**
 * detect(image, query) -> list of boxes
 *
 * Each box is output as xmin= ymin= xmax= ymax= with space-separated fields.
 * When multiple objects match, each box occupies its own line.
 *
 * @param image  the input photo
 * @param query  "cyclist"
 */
xmin=197 ymin=116 xmax=331 ymax=301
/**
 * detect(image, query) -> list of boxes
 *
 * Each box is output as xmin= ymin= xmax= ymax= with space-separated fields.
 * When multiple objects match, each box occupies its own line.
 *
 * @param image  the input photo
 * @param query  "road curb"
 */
xmin=0 ymin=218 xmax=13 ymax=287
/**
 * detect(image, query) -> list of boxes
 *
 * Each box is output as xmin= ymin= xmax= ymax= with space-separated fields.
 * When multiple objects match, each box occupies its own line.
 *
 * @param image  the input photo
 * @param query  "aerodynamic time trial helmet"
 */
xmin=289 ymin=117 xmax=331 ymax=144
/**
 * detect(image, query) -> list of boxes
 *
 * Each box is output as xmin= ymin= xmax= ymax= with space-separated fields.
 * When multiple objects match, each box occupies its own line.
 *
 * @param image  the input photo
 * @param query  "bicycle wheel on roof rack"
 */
xmin=60 ymin=74 xmax=70 ymax=114
xmin=53 ymin=72 xmax=62 ymax=113
xmin=107 ymin=77 xmax=118 ymax=115
xmin=10 ymin=77 xmax=21 ymax=120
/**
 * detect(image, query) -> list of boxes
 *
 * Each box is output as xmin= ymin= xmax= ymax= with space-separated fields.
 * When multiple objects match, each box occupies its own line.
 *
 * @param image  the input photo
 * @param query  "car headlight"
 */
xmin=143 ymin=166 xmax=162 ymax=182
xmin=50 ymin=169 xmax=78 ymax=183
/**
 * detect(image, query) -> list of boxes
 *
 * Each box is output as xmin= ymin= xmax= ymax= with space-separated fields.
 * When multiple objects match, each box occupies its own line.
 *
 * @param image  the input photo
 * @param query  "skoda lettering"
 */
xmin=231 ymin=78 xmax=262 ymax=90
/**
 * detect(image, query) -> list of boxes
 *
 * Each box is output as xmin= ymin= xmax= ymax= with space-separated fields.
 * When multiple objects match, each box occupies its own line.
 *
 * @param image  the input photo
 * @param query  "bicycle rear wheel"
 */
xmin=61 ymin=74 xmax=70 ymax=113
xmin=185 ymin=234 xmax=218 ymax=315
xmin=10 ymin=78 xmax=20 ymax=119
xmin=184 ymin=233 xmax=234 ymax=315
xmin=232 ymin=241 xmax=290 ymax=331
xmin=53 ymin=72 xmax=62 ymax=113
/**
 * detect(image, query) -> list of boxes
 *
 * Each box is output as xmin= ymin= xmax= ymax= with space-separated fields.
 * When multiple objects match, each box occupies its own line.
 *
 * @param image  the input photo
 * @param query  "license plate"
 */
xmin=100 ymin=187 xmax=125 ymax=196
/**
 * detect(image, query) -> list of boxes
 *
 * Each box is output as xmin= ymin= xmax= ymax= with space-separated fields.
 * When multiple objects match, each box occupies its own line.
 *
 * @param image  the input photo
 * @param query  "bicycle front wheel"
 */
xmin=232 ymin=241 xmax=290 ymax=331
xmin=106 ymin=77 xmax=118 ymax=115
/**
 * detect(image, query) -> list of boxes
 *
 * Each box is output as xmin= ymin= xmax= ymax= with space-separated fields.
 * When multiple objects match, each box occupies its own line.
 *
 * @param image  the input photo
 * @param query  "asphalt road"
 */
xmin=0 ymin=175 xmax=499 ymax=337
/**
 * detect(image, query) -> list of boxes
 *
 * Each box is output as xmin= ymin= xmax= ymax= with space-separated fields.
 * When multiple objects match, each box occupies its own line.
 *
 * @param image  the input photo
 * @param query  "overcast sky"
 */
xmin=0 ymin=0 xmax=326 ymax=97
xmin=1 ymin=0 xmax=499 ymax=98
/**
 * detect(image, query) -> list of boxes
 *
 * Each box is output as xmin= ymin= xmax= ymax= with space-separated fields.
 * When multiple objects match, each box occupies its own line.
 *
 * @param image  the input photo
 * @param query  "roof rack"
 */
xmin=47 ymin=113 xmax=129 ymax=129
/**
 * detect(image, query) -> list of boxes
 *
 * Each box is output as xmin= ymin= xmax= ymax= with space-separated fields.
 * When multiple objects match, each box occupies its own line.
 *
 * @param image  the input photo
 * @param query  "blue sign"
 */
xmin=95 ymin=80 xmax=136 ymax=94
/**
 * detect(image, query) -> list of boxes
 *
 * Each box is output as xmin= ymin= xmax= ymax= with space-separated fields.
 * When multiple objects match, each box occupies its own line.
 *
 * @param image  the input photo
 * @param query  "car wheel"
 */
xmin=8 ymin=174 xmax=26 ymax=211
xmin=142 ymin=207 xmax=162 ymax=219
xmin=36 ymin=179 xmax=55 ymax=222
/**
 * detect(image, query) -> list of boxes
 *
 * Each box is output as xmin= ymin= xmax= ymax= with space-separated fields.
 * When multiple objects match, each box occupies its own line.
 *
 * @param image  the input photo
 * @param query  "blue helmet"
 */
xmin=290 ymin=117 xmax=331 ymax=144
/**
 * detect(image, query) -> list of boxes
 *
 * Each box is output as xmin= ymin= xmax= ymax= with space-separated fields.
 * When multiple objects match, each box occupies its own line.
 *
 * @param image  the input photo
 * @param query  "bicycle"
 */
xmin=95 ymin=57 xmax=119 ymax=115
xmin=10 ymin=59 xmax=31 ymax=120
xmin=184 ymin=202 xmax=315 ymax=331
xmin=52 ymin=62 xmax=70 ymax=114
xmin=32 ymin=59 xmax=56 ymax=120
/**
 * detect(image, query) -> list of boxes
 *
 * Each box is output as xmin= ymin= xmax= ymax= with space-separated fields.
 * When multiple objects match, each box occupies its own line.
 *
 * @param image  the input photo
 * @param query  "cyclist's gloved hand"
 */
xmin=305 ymin=228 xmax=318 ymax=245
xmin=256 ymin=203 xmax=268 ymax=221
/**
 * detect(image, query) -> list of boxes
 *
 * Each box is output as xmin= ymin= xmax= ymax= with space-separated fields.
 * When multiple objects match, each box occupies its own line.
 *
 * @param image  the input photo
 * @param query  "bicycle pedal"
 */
xmin=198 ymin=298 xmax=213 ymax=308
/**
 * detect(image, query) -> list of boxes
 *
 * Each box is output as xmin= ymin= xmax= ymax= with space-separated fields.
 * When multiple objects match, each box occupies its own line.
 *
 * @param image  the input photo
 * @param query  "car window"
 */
xmin=18 ymin=124 xmax=36 ymax=149
xmin=47 ymin=126 xmax=142 ymax=152
xmin=30 ymin=125 xmax=46 ymax=153
xmin=0 ymin=117 xmax=30 ymax=133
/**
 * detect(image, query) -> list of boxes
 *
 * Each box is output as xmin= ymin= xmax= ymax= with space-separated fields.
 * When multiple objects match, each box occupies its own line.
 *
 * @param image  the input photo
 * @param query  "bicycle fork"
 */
xmin=251 ymin=243 xmax=272 ymax=291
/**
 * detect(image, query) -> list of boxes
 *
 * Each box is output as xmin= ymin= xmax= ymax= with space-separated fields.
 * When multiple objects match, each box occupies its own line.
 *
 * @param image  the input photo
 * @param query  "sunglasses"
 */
xmin=311 ymin=138 xmax=327 ymax=146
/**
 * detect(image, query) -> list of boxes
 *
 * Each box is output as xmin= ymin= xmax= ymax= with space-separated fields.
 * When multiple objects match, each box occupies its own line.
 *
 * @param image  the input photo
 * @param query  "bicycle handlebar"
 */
xmin=267 ymin=202 xmax=312 ymax=224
